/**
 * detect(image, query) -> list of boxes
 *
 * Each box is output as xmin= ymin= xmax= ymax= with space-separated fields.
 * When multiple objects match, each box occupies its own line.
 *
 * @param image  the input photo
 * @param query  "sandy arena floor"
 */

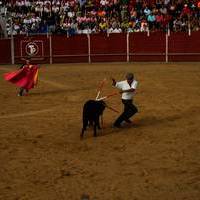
xmin=0 ymin=62 xmax=200 ymax=200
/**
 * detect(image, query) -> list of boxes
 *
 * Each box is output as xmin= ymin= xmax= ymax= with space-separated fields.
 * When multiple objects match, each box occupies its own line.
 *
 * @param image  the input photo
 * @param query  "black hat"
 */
xmin=126 ymin=72 xmax=134 ymax=80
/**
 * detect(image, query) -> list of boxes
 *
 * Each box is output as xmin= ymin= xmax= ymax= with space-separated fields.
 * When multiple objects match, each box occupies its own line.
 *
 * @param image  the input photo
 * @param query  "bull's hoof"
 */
xmin=80 ymin=132 xmax=84 ymax=139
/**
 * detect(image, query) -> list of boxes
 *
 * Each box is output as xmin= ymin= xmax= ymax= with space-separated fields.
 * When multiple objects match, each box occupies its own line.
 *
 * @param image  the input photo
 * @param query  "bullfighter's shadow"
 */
xmin=135 ymin=114 xmax=183 ymax=127
xmin=84 ymin=112 xmax=187 ymax=138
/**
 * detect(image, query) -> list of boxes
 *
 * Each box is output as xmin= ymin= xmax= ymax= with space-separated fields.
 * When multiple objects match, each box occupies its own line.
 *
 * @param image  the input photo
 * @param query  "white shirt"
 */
xmin=115 ymin=79 xmax=138 ymax=100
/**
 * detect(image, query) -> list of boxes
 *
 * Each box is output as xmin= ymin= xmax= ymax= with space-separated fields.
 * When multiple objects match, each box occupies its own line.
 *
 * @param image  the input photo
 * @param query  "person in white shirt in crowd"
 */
xmin=108 ymin=25 xmax=122 ymax=33
xmin=111 ymin=72 xmax=138 ymax=128
xmin=100 ymin=0 xmax=109 ymax=7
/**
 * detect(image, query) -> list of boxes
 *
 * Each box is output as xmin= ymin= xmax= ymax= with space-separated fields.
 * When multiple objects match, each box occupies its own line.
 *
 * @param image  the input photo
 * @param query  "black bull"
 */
xmin=81 ymin=100 xmax=106 ymax=138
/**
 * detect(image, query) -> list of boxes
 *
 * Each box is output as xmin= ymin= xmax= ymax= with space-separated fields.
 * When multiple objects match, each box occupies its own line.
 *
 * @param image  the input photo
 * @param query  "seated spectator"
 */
xmin=108 ymin=24 xmax=122 ymax=33
xmin=155 ymin=12 xmax=164 ymax=29
xmin=160 ymin=4 xmax=167 ymax=15
xmin=99 ymin=18 xmax=108 ymax=32
xmin=130 ymin=7 xmax=137 ymax=21
xmin=147 ymin=13 xmax=156 ymax=30
xmin=144 ymin=6 xmax=151 ymax=16
xmin=121 ymin=19 xmax=129 ymax=32
xmin=140 ymin=18 xmax=148 ymax=32
xmin=181 ymin=4 xmax=191 ymax=19
xmin=173 ymin=16 xmax=182 ymax=32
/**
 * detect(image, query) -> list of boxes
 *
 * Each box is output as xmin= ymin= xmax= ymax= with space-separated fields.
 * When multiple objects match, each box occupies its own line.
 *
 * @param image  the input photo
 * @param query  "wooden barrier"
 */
xmin=0 ymin=38 xmax=11 ymax=64
xmin=52 ymin=34 xmax=88 ymax=63
xmin=0 ymin=31 xmax=200 ymax=64
xmin=14 ymin=35 xmax=50 ymax=64
xmin=129 ymin=32 xmax=166 ymax=62
xmin=90 ymin=33 xmax=127 ymax=62
xmin=168 ymin=32 xmax=200 ymax=62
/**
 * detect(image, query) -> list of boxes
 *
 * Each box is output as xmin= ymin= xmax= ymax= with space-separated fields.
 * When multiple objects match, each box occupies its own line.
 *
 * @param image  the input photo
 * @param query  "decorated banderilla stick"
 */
xmin=96 ymin=78 xmax=107 ymax=100
xmin=96 ymin=91 xmax=118 ymax=101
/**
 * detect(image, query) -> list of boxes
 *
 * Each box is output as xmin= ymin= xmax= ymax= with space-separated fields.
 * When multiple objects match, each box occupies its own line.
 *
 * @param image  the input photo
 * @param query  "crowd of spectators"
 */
xmin=0 ymin=0 xmax=200 ymax=37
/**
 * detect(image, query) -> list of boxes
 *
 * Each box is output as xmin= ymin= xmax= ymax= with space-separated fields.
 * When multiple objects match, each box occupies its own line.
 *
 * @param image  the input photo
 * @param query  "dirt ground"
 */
xmin=0 ymin=62 xmax=200 ymax=200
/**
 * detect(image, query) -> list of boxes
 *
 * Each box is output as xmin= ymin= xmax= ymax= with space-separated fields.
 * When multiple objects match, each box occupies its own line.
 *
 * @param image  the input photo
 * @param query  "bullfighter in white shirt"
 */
xmin=112 ymin=72 xmax=138 ymax=128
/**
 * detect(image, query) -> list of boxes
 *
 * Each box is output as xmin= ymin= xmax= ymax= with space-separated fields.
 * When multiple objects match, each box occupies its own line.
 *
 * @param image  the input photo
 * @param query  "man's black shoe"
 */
xmin=125 ymin=119 xmax=132 ymax=124
xmin=113 ymin=124 xmax=122 ymax=128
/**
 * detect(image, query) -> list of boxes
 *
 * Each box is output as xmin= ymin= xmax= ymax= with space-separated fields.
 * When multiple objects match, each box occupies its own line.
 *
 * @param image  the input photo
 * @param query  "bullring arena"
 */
xmin=0 ymin=62 xmax=200 ymax=200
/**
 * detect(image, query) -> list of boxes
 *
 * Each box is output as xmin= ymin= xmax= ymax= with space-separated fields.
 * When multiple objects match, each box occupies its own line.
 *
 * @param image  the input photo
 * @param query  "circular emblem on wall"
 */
xmin=25 ymin=42 xmax=39 ymax=56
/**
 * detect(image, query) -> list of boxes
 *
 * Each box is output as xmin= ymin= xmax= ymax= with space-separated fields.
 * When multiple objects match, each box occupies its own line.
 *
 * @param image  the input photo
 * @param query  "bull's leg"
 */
xmin=97 ymin=116 xmax=101 ymax=129
xmin=89 ymin=120 xmax=93 ymax=127
xmin=99 ymin=115 xmax=104 ymax=129
xmin=93 ymin=123 xmax=97 ymax=137
xmin=93 ymin=118 xmax=98 ymax=137
xmin=81 ymin=118 xmax=88 ymax=138
xmin=80 ymin=128 xmax=84 ymax=139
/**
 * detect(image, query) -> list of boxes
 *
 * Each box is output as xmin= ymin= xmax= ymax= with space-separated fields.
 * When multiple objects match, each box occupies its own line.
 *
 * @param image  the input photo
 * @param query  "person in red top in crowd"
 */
xmin=4 ymin=58 xmax=39 ymax=96
xmin=181 ymin=4 xmax=191 ymax=18
xmin=162 ymin=13 xmax=173 ymax=31
xmin=198 ymin=1 xmax=200 ymax=9
xmin=155 ymin=12 xmax=164 ymax=29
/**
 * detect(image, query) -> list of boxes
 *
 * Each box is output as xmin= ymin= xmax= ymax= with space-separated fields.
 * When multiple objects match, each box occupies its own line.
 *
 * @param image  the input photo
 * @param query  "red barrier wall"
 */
xmin=52 ymin=35 xmax=88 ymax=63
xmin=129 ymin=32 xmax=166 ymax=62
xmin=169 ymin=32 xmax=200 ymax=62
xmin=14 ymin=35 xmax=50 ymax=64
xmin=0 ymin=32 xmax=200 ymax=64
xmin=0 ymin=39 xmax=11 ymax=64
xmin=90 ymin=33 xmax=127 ymax=62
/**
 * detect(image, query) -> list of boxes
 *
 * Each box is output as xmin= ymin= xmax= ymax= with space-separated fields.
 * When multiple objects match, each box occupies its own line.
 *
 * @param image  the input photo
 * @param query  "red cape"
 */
xmin=4 ymin=65 xmax=39 ymax=90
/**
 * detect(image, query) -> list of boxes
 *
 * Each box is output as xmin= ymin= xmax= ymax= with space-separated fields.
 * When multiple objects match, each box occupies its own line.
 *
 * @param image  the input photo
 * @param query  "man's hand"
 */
xmin=120 ymin=88 xmax=135 ymax=94
xmin=111 ymin=77 xmax=116 ymax=86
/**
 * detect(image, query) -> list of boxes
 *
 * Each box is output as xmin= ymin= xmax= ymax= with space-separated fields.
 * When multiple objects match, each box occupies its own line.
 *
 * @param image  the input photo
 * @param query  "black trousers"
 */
xmin=114 ymin=99 xmax=138 ymax=126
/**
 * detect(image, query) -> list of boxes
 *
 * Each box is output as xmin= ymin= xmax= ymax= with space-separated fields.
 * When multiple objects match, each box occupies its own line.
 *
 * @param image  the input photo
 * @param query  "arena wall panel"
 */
xmin=14 ymin=35 xmax=50 ymax=64
xmin=0 ymin=39 xmax=11 ymax=64
xmin=52 ymin=35 xmax=88 ymax=63
xmin=129 ymin=32 xmax=166 ymax=62
xmin=90 ymin=33 xmax=127 ymax=62
xmin=168 ymin=32 xmax=200 ymax=61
